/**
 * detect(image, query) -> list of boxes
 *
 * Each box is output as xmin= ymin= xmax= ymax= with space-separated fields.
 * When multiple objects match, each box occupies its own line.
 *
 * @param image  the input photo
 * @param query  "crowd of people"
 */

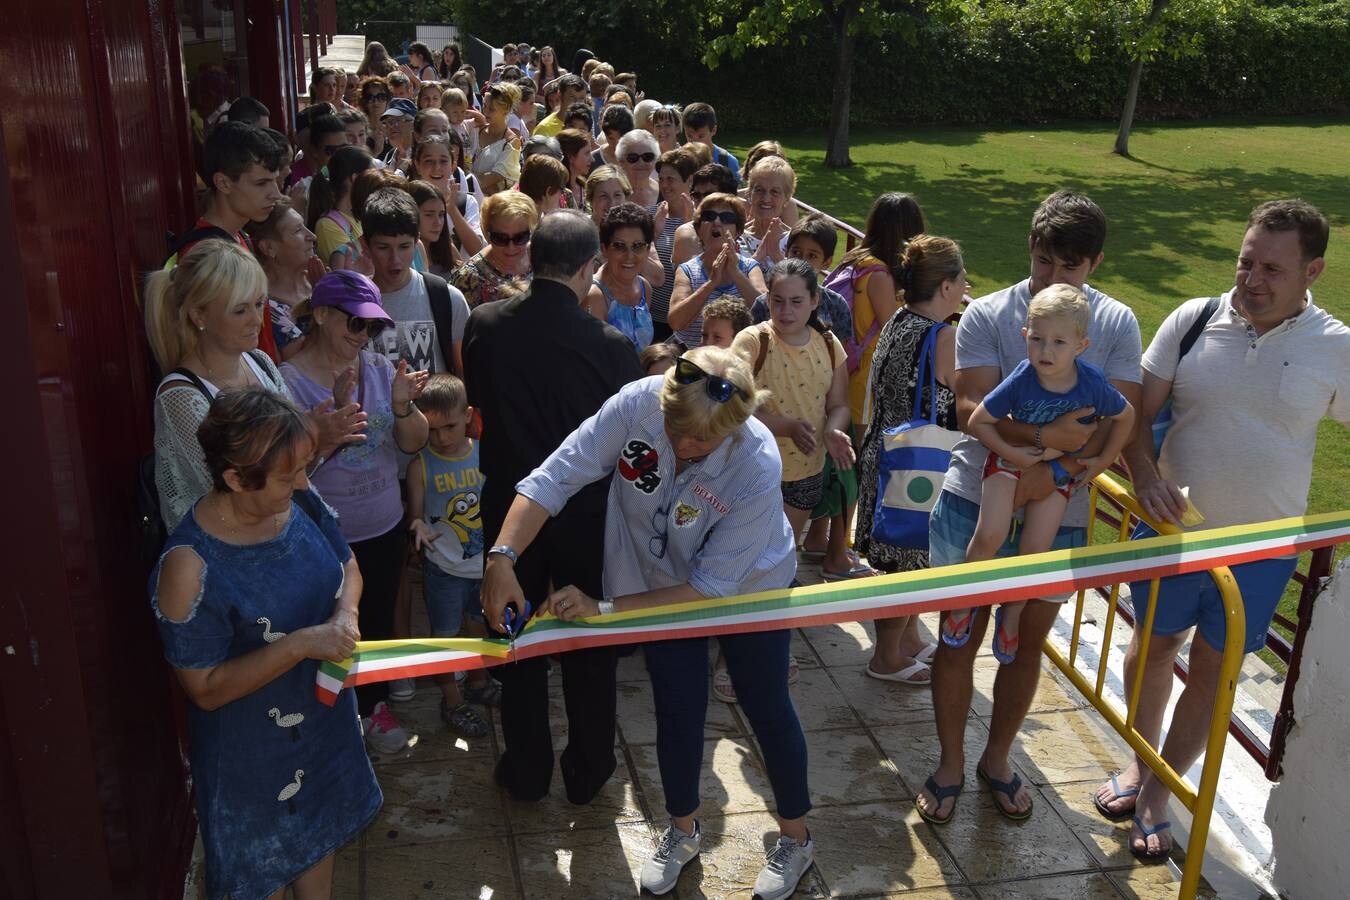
xmin=150 ymin=36 xmax=1350 ymax=900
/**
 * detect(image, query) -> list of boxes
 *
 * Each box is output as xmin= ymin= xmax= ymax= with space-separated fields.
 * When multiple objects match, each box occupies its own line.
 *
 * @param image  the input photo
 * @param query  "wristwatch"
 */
xmin=597 ymin=598 xmax=616 ymax=616
xmin=487 ymin=544 xmax=519 ymax=566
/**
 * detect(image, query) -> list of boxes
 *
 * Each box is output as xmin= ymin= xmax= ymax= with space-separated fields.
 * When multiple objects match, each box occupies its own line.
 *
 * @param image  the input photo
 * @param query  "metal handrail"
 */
xmin=793 ymin=197 xmax=865 ymax=252
xmin=1043 ymin=470 xmax=1245 ymax=899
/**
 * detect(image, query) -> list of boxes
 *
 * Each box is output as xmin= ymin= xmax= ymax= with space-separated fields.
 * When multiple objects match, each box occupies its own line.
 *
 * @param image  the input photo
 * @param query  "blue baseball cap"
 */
xmin=381 ymin=98 xmax=417 ymax=121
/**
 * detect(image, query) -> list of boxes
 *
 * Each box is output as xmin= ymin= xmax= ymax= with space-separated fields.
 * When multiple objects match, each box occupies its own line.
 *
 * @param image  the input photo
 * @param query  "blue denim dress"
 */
xmin=151 ymin=492 xmax=382 ymax=900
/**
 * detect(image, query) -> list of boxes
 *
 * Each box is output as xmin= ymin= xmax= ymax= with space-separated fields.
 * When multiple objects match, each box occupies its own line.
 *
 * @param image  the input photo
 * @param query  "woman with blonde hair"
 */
xmin=146 ymin=240 xmax=363 ymax=532
xmin=482 ymin=345 xmax=814 ymax=900
xmin=471 ymin=82 xmax=523 ymax=194
xmin=448 ymin=190 xmax=537 ymax=307
xmin=741 ymin=155 xmax=797 ymax=266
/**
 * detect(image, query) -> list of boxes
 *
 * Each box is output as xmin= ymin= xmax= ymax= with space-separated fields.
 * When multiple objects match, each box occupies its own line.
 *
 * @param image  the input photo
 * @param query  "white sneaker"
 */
xmin=388 ymin=678 xmax=416 ymax=702
xmin=753 ymin=834 xmax=814 ymax=900
xmin=640 ymin=821 xmax=701 ymax=895
xmin=362 ymin=700 xmax=414 ymax=755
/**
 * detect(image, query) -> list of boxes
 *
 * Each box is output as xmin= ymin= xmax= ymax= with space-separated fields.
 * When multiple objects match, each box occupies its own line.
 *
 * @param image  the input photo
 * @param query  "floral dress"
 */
xmin=150 ymin=491 xmax=381 ymax=900
xmin=449 ymin=249 xmax=531 ymax=308
xmin=854 ymin=308 xmax=958 ymax=572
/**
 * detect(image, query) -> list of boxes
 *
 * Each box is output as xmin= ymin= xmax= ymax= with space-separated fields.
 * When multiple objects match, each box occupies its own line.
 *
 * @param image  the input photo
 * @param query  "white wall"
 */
xmin=1266 ymin=558 xmax=1350 ymax=898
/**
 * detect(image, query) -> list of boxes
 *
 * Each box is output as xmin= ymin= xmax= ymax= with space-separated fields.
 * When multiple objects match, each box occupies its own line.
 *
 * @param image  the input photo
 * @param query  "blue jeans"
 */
xmin=423 ymin=564 xmax=482 ymax=637
xmin=643 ymin=629 xmax=810 ymax=820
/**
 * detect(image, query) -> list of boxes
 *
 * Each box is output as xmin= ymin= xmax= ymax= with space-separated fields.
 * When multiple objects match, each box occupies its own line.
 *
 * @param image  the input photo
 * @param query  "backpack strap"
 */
xmin=423 ymin=273 xmax=460 ymax=376
xmin=245 ymin=349 xmax=282 ymax=390
xmin=164 ymin=225 xmax=235 ymax=267
xmin=163 ymin=367 xmax=212 ymax=400
xmin=753 ymin=327 xmax=771 ymax=376
xmin=1177 ymin=297 xmax=1222 ymax=363
xmin=825 ymin=331 xmax=837 ymax=370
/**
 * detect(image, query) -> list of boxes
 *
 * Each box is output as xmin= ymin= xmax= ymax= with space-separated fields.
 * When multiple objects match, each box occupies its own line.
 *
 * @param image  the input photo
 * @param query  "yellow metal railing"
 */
xmin=1042 ymin=471 xmax=1245 ymax=900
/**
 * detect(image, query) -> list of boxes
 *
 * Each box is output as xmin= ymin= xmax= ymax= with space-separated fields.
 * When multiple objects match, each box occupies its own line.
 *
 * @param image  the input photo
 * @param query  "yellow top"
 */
xmin=846 ymin=253 xmax=892 ymax=428
xmin=316 ymin=210 xmax=362 ymax=264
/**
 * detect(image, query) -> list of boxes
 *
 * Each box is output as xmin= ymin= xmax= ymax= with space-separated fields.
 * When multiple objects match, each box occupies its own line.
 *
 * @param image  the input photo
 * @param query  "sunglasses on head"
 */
xmin=488 ymin=229 xmax=531 ymax=247
xmin=608 ymin=239 xmax=649 ymax=255
xmin=337 ymin=309 xmax=389 ymax=338
xmin=699 ymin=209 xmax=738 ymax=225
xmin=625 ymin=152 xmax=657 ymax=164
xmin=674 ymin=357 xmax=749 ymax=404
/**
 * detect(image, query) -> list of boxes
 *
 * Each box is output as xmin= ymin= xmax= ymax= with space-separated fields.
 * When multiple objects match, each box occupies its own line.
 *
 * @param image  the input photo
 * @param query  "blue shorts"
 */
xmin=1128 ymin=523 xmax=1296 ymax=653
xmin=928 ymin=490 xmax=1086 ymax=602
xmin=423 ymin=564 xmax=483 ymax=637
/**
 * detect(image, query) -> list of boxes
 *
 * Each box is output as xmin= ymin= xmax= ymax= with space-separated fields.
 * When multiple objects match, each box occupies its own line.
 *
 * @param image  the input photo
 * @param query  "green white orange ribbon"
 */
xmin=315 ymin=510 xmax=1350 ymax=705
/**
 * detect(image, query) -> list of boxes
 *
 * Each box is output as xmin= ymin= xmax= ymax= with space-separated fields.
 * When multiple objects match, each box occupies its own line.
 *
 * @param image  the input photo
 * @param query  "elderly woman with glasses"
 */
xmin=449 ymin=191 xmax=537 ymax=308
xmin=616 ymin=129 xmax=661 ymax=212
xmin=280 ymin=271 xmax=428 ymax=755
xmin=482 ymin=345 xmax=815 ymax=900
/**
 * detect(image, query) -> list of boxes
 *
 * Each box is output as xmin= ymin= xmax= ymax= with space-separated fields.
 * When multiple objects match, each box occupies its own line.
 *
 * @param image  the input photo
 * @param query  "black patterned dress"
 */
xmin=855 ymin=308 xmax=958 ymax=572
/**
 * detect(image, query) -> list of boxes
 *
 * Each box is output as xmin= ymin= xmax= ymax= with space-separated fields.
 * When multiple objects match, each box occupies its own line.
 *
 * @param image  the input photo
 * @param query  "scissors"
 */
xmin=501 ymin=601 xmax=532 ymax=661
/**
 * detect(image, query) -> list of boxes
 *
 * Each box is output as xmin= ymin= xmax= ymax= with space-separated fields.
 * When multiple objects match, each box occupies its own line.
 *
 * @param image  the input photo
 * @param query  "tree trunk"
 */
xmin=824 ymin=2 xmax=858 ymax=168
xmin=1114 ymin=0 xmax=1170 ymax=157
xmin=1114 ymin=56 xmax=1146 ymax=156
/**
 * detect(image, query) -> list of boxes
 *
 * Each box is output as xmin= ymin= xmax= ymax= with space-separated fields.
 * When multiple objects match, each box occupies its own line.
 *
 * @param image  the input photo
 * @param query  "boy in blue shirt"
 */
xmin=944 ymin=285 xmax=1135 ymax=662
xmin=407 ymin=374 xmax=498 ymax=735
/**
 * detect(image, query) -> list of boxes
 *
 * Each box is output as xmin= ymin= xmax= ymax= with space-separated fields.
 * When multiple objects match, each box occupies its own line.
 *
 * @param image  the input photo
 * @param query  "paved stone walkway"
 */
xmin=325 ymin=560 xmax=1222 ymax=898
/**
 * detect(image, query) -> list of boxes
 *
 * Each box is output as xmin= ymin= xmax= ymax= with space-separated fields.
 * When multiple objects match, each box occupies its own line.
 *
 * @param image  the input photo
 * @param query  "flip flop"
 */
xmin=1092 ymin=774 xmax=1140 ymax=822
xmin=976 ymin=764 xmax=1034 ymax=821
xmin=821 ymin=561 xmax=879 ymax=581
xmin=797 ymin=547 xmax=827 ymax=563
xmin=941 ymin=609 xmax=976 ymax=648
xmin=914 ymin=642 xmax=938 ymax=666
xmin=916 ymin=775 xmax=964 ymax=825
xmin=865 ymin=660 xmax=931 ymax=685
xmin=712 ymin=666 xmax=737 ymax=703
xmin=991 ymin=606 xmax=1019 ymax=665
xmin=1130 ymin=815 xmax=1173 ymax=863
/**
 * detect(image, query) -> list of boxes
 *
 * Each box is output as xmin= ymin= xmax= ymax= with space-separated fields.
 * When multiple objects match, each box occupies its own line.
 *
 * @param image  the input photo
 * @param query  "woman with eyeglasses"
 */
xmin=471 ymin=83 xmax=523 ymax=195
xmin=667 ymin=193 xmax=766 ymax=348
xmin=449 ymin=191 xmax=536 ymax=308
xmin=586 ymin=165 xmax=665 ymax=289
xmin=740 ymin=156 xmax=796 ymax=268
xmin=482 ymin=345 xmax=815 ymax=900
xmin=615 ymin=129 xmax=661 ymax=212
xmin=584 ymin=202 xmax=655 ymax=350
xmin=358 ymin=77 xmax=394 ymax=161
xmin=281 ymin=271 xmax=428 ymax=755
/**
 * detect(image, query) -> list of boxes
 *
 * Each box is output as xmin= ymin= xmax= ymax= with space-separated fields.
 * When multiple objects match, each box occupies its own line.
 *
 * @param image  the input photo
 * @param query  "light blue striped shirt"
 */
xmin=517 ymin=376 xmax=797 ymax=600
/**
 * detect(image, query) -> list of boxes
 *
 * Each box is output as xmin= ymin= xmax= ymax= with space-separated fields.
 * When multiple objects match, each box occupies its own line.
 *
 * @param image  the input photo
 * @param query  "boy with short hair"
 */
xmin=589 ymin=73 xmax=612 ymax=133
xmin=700 ymin=296 xmax=752 ymax=348
xmin=682 ymin=102 xmax=741 ymax=185
xmin=387 ymin=70 xmax=413 ymax=99
xmin=944 ymin=284 xmax=1135 ymax=663
xmin=407 ymin=374 xmax=498 ymax=734
xmin=562 ymin=101 xmax=594 ymax=136
xmin=361 ymin=187 xmax=470 ymax=375
xmin=533 ymin=74 xmax=588 ymax=137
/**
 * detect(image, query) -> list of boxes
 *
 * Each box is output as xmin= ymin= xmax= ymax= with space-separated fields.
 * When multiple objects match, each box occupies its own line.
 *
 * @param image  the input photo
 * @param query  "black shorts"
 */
xmin=781 ymin=471 xmax=825 ymax=512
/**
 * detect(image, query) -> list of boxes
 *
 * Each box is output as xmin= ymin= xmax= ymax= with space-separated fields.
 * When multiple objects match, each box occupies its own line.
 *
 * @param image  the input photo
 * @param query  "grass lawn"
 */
xmin=726 ymin=117 xmax=1350 ymax=663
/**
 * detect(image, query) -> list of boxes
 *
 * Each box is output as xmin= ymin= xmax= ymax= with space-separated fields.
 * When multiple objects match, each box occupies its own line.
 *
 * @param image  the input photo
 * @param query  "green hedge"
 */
xmin=423 ymin=0 xmax=1350 ymax=129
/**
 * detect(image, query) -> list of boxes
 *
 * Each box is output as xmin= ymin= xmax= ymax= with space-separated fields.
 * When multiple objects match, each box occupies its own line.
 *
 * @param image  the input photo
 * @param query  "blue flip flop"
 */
xmin=916 ymin=775 xmax=964 ymax=825
xmin=1093 ymin=774 xmax=1140 ymax=822
xmin=991 ymin=606 xmax=1019 ymax=665
xmin=976 ymin=764 xmax=1033 ymax=821
xmin=1130 ymin=815 xmax=1173 ymax=863
xmin=940 ymin=609 xmax=976 ymax=648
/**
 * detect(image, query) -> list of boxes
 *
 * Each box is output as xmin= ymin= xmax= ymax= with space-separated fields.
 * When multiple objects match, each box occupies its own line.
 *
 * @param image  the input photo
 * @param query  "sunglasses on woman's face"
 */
xmin=625 ymin=152 xmax=657 ymax=164
xmin=367 ymin=93 xmax=390 ymax=103
xmin=488 ymin=229 xmax=531 ymax=247
xmin=608 ymin=240 xmax=649 ymax=255
xmin=674 ymin=357 xmax=749 ymax=404
xmin=699 ymin=209 xmax=738 ymax=225
xmin=338 ymin=309 xmax=389 ymax=338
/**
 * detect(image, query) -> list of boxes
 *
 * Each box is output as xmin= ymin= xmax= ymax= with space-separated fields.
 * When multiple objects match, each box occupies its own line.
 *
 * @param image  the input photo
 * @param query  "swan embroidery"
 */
xmin=268 ymin=707 xmax=305 ymax=741
xmin=277 ymin=769 xmax=304 ymax=813
xmin=257 ymin=616 xmax=287 ymax=642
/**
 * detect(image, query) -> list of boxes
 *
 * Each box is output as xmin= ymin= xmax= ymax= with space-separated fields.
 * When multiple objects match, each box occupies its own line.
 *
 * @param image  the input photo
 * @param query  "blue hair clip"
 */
xmin=320 ymin=165 xmax=330 ymax=178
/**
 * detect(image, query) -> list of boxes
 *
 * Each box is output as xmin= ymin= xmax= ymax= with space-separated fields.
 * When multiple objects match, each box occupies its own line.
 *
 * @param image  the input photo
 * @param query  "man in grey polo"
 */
xmin=917 ymin=191 xmax=1143 ymax=824
xmin=1095 ymin=199 xmax=1350 ymax=861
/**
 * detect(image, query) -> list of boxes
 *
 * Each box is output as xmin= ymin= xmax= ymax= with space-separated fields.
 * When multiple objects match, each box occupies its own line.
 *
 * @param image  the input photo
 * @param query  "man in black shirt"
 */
xmin=465 ymin=209 xmax=643 ymax=804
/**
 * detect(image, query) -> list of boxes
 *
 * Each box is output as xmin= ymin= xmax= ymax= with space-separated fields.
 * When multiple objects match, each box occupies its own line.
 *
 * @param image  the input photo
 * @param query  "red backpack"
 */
xmin=822 ymin=261 xmax=889 ymax=373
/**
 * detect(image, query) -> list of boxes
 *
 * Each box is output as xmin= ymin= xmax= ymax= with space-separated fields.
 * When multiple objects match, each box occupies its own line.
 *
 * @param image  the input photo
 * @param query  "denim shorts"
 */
xmin=928 ymin=490 xmax=1086 ymax=602
xmin=423 ymin=564 xmax=483 ymax=637
xmin=1128 ymin=523 xmax=1297 ymax=653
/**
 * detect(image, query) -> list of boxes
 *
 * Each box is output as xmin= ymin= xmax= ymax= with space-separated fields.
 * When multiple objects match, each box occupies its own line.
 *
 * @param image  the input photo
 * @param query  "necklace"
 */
xmin=214 ymin=493 xmax=284 ymax=542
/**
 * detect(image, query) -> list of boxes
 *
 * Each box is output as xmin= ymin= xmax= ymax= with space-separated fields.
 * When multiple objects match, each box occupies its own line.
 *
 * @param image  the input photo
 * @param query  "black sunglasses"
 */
xmin=699 ymin=209 xmax=738 ymax=225
xmin=625 ymin=152 xmax=657 ymax=164
xmin=674 ymin=357 xmax=749 ymax=404
xmin=337 ymin=309 xmax=389 ymax=338
xmin=487 ymin=229 xmax=531 ymax=247
xmin=320 ymin=143 xmax=346 ymax=155
xmin=367 ymin=93 xmax=391 ymax=103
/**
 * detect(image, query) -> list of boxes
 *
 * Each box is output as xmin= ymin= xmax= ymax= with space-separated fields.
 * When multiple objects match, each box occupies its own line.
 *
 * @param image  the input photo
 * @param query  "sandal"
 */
xmin=1092 ymin=774 xmax=1140 ymax=822
xmin=1130 ymin=815 xmax=1173 ymax=863
xmin=941 ymin=609 xmax=976 ymax=648
xmin=787 ymin=655 xmax=800 ymax=685
xmin=821 ymin=560 xmax=879 ymax=581
xmin=712 ymin=666 xmax=737 ymax=703
xmin=991 ymin=606 xmax=1019 ymax=665
xmin=976 ymin=764 xmax=1034 ymax=821
xmin=915 ymin=775 xmax=963 ymax=825
xmin=914 ymin=642 xmax=938 ymax=666
xmin=464 ymin=678 xmax=502 ymax=707
xmin=865 ymin=660 xmax=931 ymax=685
xmin=441 ymin=699 xmax=489 ymax=737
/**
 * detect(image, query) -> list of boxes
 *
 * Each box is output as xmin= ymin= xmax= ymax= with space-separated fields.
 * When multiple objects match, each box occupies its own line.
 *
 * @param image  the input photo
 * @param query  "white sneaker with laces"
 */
xmin=362 ymin=700 xmax=413 ymax=755
xmin=640 ymin=821 xmax=701 ymax=895
xmin=753 ymin=834 xmax=814 ymax=900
